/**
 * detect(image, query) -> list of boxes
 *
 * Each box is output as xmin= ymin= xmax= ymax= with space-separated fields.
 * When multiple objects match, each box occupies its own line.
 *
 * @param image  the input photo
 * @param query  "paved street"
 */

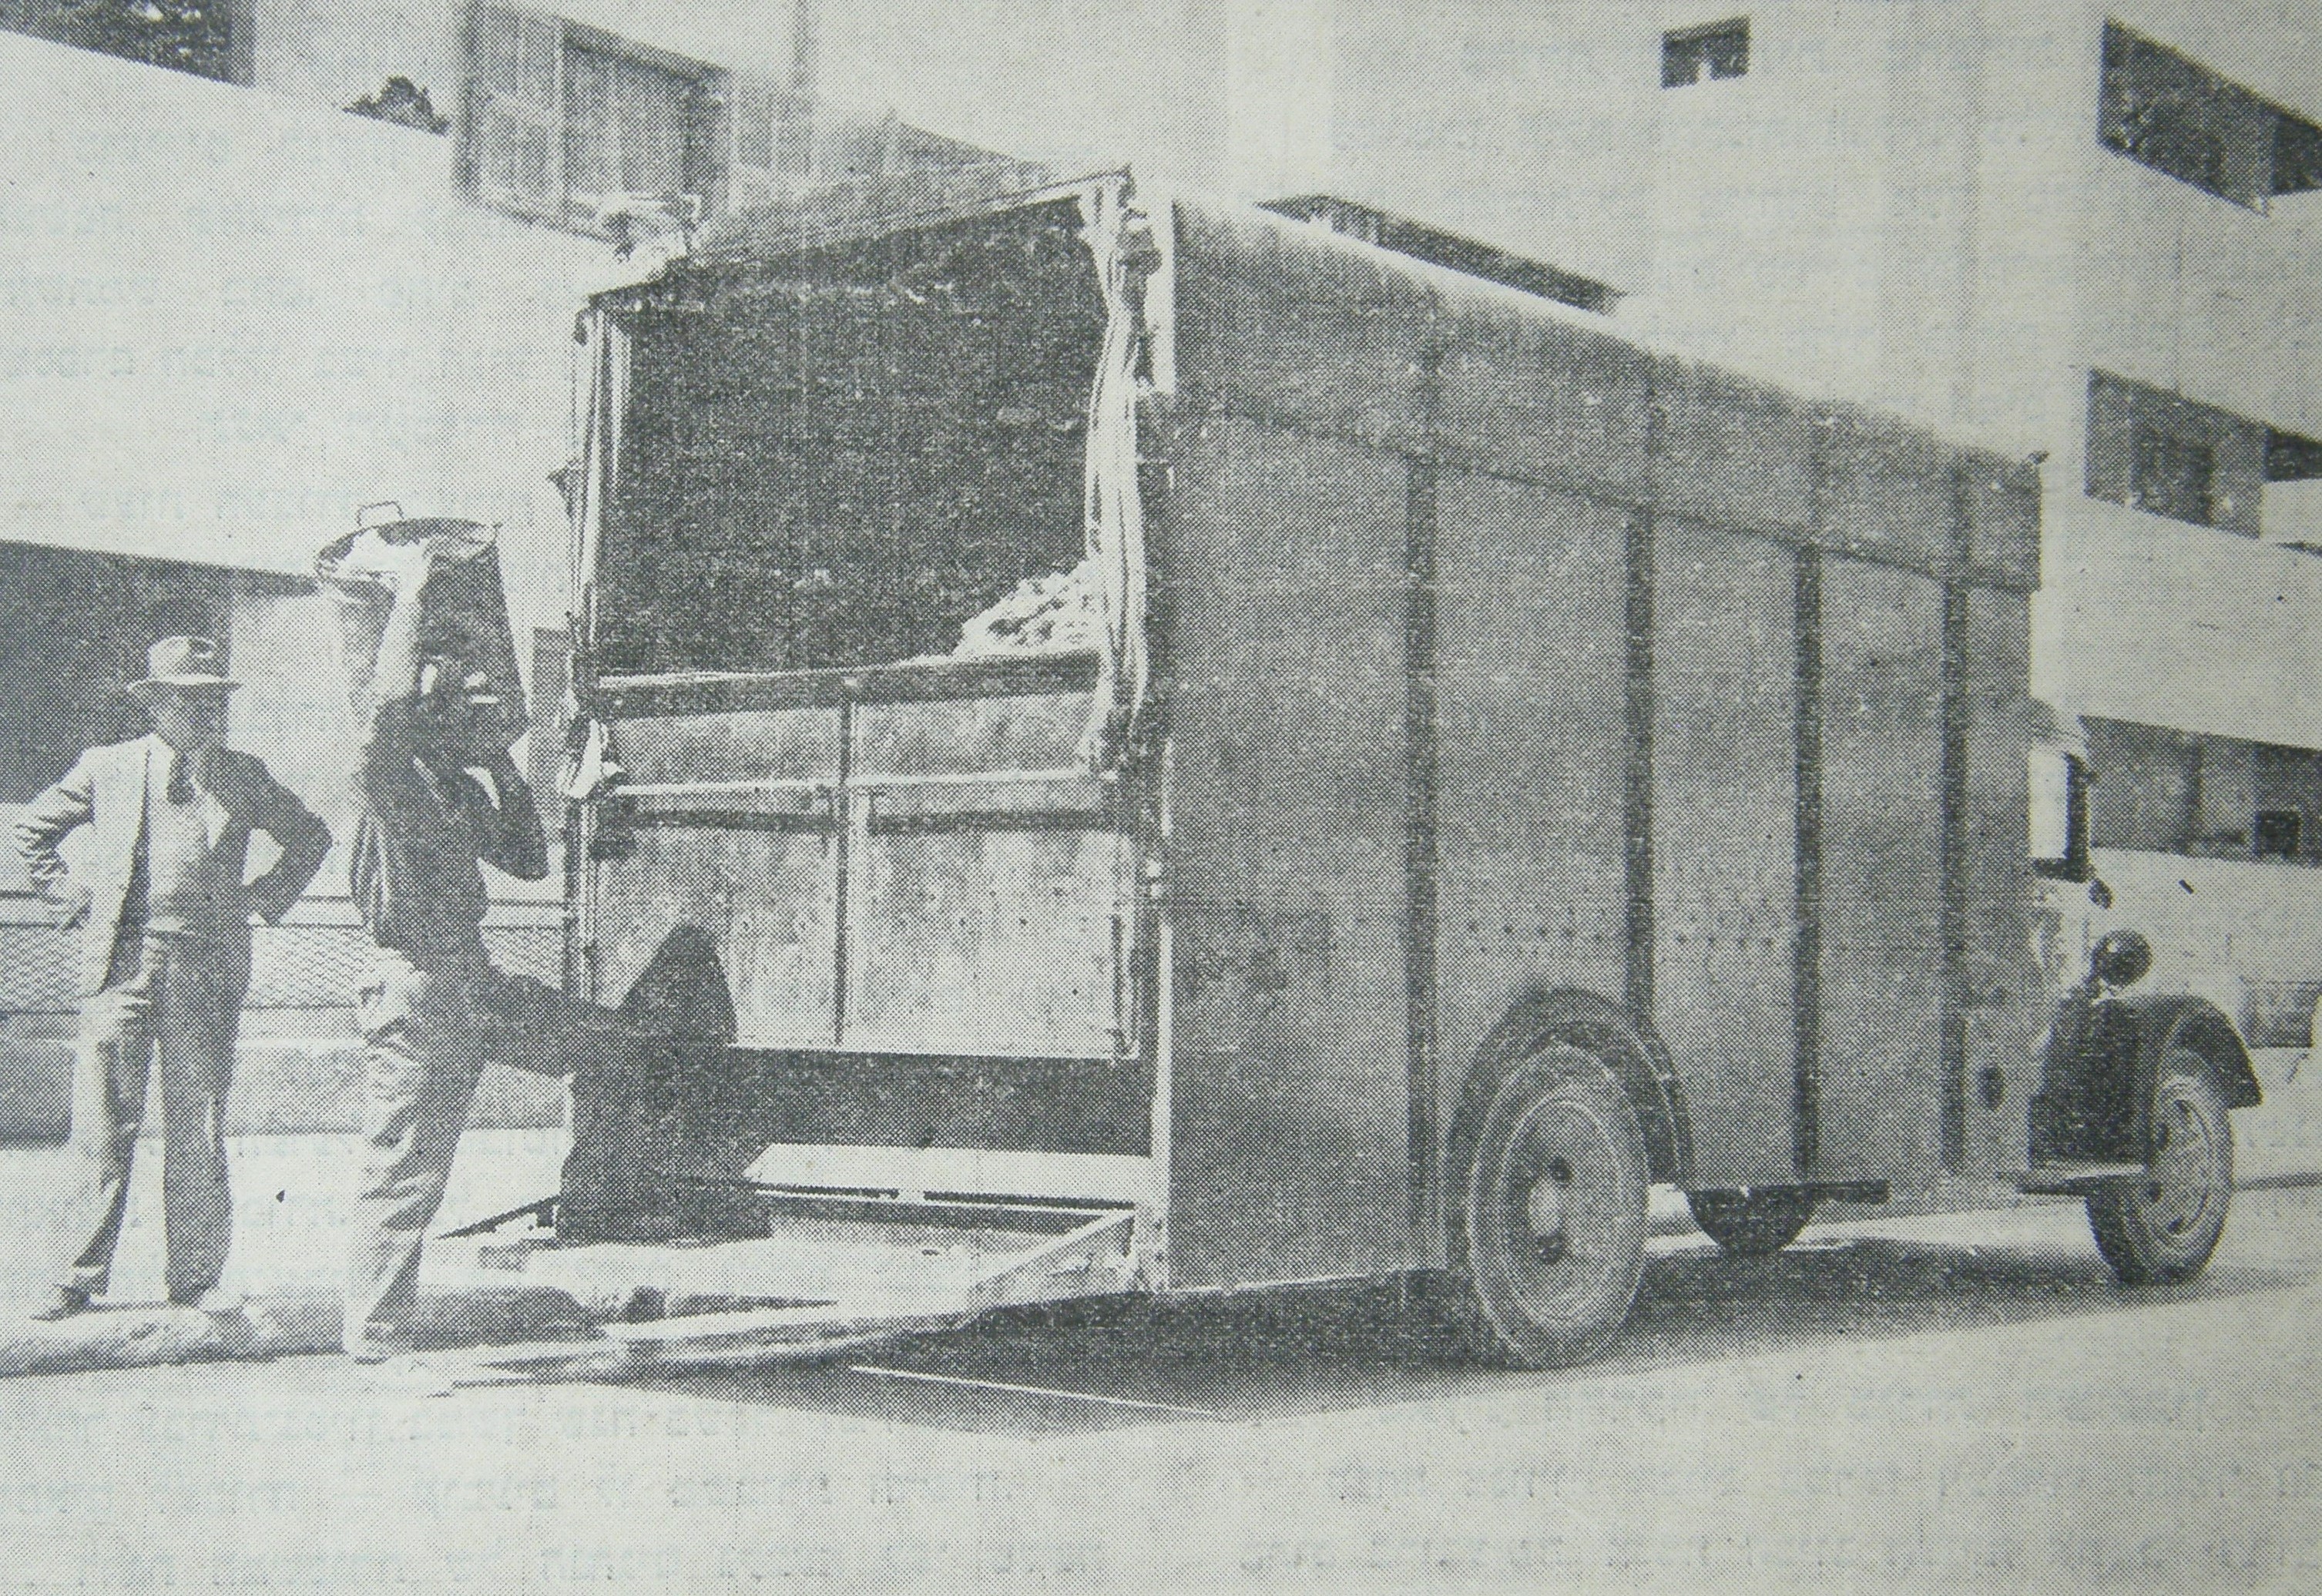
xmin=3 ymin=1185 xmax=2318 ymax=1594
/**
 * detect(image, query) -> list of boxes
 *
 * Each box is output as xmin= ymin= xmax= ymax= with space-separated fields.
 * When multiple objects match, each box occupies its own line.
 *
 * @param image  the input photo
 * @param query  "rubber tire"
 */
xmin=2086 ymin=1051 xmax=2233 ymax=1285
xmin=1686 ymin=1186 xmax=1820 ymax=1256
xmin=1460 ymin=1042 xmax=1651 ymax=1369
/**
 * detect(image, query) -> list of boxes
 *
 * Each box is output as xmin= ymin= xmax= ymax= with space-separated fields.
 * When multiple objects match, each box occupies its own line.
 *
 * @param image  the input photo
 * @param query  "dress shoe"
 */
xmin=28 ymin=1287 xmax=90 ymax=1323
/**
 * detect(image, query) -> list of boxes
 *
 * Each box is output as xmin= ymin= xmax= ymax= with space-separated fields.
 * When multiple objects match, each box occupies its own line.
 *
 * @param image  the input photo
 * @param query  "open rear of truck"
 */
xmin=509 ymin=177 xmax=1167 ymax=1366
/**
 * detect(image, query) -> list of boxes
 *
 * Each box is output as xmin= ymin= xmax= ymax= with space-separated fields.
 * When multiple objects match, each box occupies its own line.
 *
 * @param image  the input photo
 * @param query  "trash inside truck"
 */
xmin=471 ymin=169 xmax=2257 ymax=1374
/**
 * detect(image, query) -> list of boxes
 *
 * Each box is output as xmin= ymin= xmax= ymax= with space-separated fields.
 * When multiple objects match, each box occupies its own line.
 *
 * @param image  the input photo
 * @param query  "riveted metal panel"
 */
xmin=1169 ymin=203 xmax=1436 ymax=451
xmin=844 ymin=691 xmax=1122 ymax=1059
xmin=1431 ymin=471 xmax=1631 ymax=1098
xmin=1652 ymin=357 xmax=1822 ymax=536
xmin=1430 ymin=285 xmax=1655 ymax=495
xmin=611 ymin=703 xmax=842 ymax=786
xmin=1816 ymin=557 xmax=1948 ymax=1182
xmin=1160 ymin=415 xmax=1417 ymax=1288
xmin=592 ymin=823 xmax=841 ymax=1048
xmin=1652 ymin=520 xmax=1801 ymax=1185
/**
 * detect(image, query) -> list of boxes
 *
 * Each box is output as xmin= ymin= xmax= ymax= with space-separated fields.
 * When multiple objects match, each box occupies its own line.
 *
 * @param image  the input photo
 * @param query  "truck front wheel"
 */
xmin=1460 ymin=1041 xmax=1650 ymax=1367
xmin=2086 ymin=1051 xmax=2233 ymax=1285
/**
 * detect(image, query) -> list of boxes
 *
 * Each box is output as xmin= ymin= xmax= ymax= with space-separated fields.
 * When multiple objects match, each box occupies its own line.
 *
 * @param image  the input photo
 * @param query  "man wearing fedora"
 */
xmin=14 ymin=636 xmax=332 ymax=1320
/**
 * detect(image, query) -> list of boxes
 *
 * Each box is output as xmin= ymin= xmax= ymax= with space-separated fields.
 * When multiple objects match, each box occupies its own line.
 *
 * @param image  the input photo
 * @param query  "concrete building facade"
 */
xmin=0 ymin=0 xmax=978 ymax=1135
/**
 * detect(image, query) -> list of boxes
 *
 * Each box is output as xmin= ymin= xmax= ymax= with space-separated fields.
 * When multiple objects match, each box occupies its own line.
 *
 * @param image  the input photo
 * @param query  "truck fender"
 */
xmin=2034 ymin=991 xmax=2258 ymax=1163
xmin=1445 ymin=989 xmax=1693 ymax=1199
xmin=2120 ymin=994 xmax=2261 ymax=1113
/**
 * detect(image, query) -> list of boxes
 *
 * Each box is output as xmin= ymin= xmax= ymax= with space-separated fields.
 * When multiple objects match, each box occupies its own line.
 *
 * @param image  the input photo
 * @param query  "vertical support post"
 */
xmin=830 ymin=695 xmax=856 ymax=1048
xmin=1793 ymin=548 xmax=1824 ymax=1176
xmin=1939 ymin=468 xmax=1975 ymax=1171
xmin=1404 ymin=454 xmax=1441 ymax=1244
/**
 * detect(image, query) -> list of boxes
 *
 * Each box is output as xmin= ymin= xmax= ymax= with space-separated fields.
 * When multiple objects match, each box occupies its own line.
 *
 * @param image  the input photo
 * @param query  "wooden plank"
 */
xmin=743 ymin=1143 xmax=1153 ymax=1203
xmin=1652 ymin=520 xmax=1800 ymax=1185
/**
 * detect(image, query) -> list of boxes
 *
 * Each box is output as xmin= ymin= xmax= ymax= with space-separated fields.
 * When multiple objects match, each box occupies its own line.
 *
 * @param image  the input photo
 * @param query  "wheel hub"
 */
xmin=2145 ymin=1093 xmax=2220 ymax=1239
xmin=1524 ymin=1158 xmax=1574 ymax=1262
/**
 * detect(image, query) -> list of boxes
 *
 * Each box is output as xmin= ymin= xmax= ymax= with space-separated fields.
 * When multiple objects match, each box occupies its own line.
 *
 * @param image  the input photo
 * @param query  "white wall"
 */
xmin=0 ymin=28 xmax=592 ymax=640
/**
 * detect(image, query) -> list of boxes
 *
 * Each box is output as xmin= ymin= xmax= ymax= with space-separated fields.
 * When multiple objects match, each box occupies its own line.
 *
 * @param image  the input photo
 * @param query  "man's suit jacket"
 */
xmin=14 ymin=735 xmax=333 ymax=996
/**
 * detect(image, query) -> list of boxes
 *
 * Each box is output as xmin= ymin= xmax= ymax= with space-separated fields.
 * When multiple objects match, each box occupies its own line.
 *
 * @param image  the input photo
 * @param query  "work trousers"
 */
xmin=343 ymin=943 xmax=653 ymax=1357
xmin=59 ymin=930 xmax=251 ymax=1303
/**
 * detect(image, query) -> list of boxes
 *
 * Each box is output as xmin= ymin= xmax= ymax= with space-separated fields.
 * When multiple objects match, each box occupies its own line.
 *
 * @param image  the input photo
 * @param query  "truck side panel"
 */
xmin=1814 ymin=556 xmax=1948 ymax=1182
xmin=1651 ymin=519 xmax=1803 ymax=1185
xmin=1430 ymin=468 xmax=1629 ymax=1112
xmin=1160 ymin=415 xmax=1420 ymax=1289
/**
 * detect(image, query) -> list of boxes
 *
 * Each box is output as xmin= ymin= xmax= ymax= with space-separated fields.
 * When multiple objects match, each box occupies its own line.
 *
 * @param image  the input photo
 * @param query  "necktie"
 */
xmin=165 ymin=751 xmax=193 ymax=805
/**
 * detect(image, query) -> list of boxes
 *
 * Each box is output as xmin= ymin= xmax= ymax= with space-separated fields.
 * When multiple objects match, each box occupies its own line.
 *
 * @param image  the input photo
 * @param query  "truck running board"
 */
xmin=2013 ymin=1162 xmax=2149 ymax=1195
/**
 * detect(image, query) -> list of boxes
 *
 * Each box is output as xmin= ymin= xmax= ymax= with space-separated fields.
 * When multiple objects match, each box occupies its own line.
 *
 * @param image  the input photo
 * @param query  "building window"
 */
xmin=2084 ymin=371 xmax=2322 ymax=542
xmin=0 ymin=0 xmax=250 ymax=85
xmin=2099 ymin=21 xmax=2322 ymax=208
xmin=1663 ymin=19 xmax=1749 ymax=88
xmin=462 ymin=4 xmax=726 ymax=235
xmin=2089 ymin=718 xmax=2322 ymax=869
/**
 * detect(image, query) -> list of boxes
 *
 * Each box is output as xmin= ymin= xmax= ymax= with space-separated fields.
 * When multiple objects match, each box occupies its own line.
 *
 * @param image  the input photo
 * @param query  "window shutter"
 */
xmin=464 ymin=2 xmax=566 ymax=222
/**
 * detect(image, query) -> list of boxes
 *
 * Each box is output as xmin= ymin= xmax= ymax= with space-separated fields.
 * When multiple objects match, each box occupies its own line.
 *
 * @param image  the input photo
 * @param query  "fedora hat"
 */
xmin=130 ymin=636 xmax=241 ymax=692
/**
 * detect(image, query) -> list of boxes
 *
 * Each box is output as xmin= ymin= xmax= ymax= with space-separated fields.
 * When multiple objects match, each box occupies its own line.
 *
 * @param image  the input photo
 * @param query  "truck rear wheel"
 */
xmin=1461 ymin=1041 xmax=1650 ymax=1367
xmin=2086 ymin=1051 xmax=2233 ymax=1285
xmin=1686 ymin=1186 xmax=1819 ymax=1256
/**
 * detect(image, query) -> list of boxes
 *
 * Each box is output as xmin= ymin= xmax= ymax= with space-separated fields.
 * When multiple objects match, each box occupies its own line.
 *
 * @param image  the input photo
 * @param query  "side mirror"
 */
xmin=2030 ymin=746 xmax=2091 ymax=882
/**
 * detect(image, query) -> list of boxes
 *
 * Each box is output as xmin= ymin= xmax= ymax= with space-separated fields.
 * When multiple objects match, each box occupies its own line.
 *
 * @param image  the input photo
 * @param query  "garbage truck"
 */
xmin=472 ymin=169 xmax=2259 ymax=1373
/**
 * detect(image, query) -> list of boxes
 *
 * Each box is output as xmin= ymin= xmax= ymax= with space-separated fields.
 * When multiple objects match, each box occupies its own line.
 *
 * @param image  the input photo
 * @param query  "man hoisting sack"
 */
xmin=316 ymin=507 xmax=672 ymax=1384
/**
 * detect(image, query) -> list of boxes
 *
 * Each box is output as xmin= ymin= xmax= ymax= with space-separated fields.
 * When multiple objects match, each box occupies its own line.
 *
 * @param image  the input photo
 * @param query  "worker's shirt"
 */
xmin=351 ymin=700 xmax=545 ymax=966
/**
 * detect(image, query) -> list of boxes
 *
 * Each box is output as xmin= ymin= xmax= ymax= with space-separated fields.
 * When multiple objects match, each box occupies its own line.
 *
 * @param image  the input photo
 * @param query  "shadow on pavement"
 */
xmin=634 ymin=1212 xmax=2311 ymax=1437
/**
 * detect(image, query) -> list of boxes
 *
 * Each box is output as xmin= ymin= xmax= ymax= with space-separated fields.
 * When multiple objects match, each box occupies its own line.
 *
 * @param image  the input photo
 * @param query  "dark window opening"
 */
xmin=1663 ymin=19 xmax=1750 ymax=88
xmin=2256 ymin=810 xmax=2304 ymax=860
xmin=2132 ymin=425 xmax=2216 ymax=526
xmin=2099 ymin=20 xmax=2322 ymax=207
xmin=1258 ymin=196 xmax=1620 ymax=314
xmin=1 ymin=0 xmax=248 ymax=86
xmin=2089 ymin=718 xmax=2322 ymax=867
xmin=2086 ymin=370 xmax=2265 ymax=535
